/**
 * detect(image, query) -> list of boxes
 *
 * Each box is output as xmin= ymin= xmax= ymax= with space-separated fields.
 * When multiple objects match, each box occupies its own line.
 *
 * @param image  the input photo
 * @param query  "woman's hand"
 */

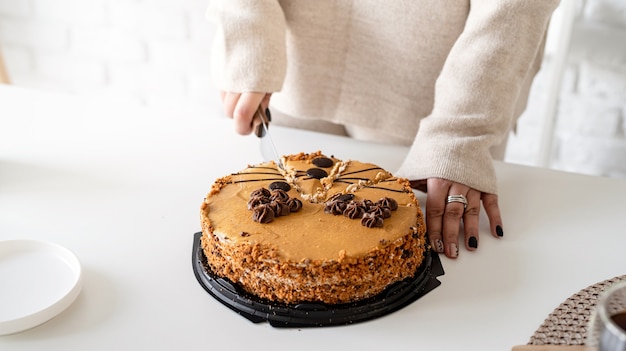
xmin=413 ymin=178 xmax=504 ymax=258
xmin=220 ymin=91 xmax=272 ymax=135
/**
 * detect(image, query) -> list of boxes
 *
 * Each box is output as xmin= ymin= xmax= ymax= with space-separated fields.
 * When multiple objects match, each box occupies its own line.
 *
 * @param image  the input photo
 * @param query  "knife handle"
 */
xmin=253 ymin=106 xmax=270 ymax=138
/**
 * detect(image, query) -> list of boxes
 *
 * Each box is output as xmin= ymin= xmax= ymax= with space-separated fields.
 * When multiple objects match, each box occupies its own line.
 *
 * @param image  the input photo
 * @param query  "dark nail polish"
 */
xmin=468 ymin=236 xmax=478 ymax=248
xmin=496 ymin=225 xmax=504 ymax=237
xmin=265 ymin=108 xmax=272 ymax=121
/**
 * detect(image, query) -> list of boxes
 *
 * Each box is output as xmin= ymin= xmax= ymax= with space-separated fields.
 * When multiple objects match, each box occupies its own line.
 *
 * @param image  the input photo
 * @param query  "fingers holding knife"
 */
xmin=220 ymin=91 xmax=272 ymax=135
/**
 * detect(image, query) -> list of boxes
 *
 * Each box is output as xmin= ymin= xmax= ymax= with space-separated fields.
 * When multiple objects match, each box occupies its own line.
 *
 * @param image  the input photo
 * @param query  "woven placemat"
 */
xmin=528 ymin=275 xmax=626 ymax=345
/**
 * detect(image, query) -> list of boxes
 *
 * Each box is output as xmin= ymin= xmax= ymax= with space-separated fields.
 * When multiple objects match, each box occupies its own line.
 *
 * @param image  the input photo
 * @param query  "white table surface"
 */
xmin=1 ymin=84 xmax=625 ymax=350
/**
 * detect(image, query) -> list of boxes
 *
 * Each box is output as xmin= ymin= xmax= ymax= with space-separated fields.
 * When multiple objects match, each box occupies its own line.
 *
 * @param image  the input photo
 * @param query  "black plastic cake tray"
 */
xmin=191 ymin=232 xmax=444 ymax=328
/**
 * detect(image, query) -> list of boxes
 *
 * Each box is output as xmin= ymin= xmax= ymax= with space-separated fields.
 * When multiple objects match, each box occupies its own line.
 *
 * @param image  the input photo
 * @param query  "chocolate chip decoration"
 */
xmin=306 ymin=168 xmax=328 ymax=179
xmin=335 ymin=193 xmax=355 ymax=202
xmin=312 ymin=157 xmax=334 ymax=168
xmin=269 ymin=181 xmax=291 ymax=192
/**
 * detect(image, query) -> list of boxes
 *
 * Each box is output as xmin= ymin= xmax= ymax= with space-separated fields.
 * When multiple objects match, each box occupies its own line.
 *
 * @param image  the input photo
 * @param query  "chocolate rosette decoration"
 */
xmin=286 ymin=198 xmax=303 ymax=212
xmin=250 ymin=188 xmax=271 ymax=198
xmin=270 ymin=189 xmax=290 ymax=203
xmin=361 ymin=212 xmax=384 ymax=228
xmin=369 ymin=204 xmax=392 ymax=219
xmin=252 ymin=203 xmax=275 ymax=223
xmin=376 ymin=197 xmax=398 ymax=211
xmin=270 ymin=200 xmax=291 ymax=217
xmin=360 ymin=199 xmax=375 ymax=210
xmin=247 ymin=187 xmax=303 ymax=223
xmin=343 ymin=200 xmax=366 ymax=219
xmin=247 ymin=195 xmax=270 ymax=210
xmin=324 ymin=199 xmax=346 ymax=215
xmin=353 ymin=200 xmax=370 ymax=213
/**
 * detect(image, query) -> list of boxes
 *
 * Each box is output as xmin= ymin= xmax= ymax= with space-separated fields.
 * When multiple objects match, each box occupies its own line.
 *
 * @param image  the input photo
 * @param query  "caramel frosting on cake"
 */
xmin=200 ymin=151 xmax=426 ymax=304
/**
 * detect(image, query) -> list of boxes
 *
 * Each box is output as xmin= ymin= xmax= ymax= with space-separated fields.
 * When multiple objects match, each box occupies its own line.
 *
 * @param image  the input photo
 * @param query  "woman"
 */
xmin=206 ymin=0 xmax=559 ymax=258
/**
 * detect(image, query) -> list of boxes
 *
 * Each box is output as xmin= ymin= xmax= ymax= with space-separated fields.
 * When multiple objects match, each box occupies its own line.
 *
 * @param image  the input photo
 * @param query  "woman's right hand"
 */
xmin=220 ymin=91 xmax=272 ymax=135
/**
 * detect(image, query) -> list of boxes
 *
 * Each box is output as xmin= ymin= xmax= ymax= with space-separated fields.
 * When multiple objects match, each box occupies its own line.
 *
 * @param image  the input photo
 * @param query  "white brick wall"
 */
xmin=1 ymin=0 xmax=625 ymax=179
xmin=0 ymin=0 xmax=220 ymax=111
xmin=505 ymin=0 xmax=626 ymax=179
xmin=553 ymin=0 xmax=626 ymax=178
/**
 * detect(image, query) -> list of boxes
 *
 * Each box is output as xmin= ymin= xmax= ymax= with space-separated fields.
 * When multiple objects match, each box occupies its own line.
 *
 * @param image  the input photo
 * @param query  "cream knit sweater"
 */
xmin=207 ymin=0 xmax=559 ymax=194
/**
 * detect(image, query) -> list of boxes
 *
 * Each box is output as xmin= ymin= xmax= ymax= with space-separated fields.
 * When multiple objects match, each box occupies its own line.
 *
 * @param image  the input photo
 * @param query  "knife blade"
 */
xmin=253 ymin=106 xmax=284 ymax=170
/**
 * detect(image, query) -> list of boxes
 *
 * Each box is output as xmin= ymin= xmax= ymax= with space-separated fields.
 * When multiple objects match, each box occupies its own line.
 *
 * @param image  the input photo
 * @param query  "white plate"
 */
xmin=0 ymin=239 xmax=82 ymax=335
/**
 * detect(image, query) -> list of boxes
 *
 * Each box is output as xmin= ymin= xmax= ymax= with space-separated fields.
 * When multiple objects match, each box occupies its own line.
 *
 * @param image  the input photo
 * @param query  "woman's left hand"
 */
xmin=413 ymin=178 xmax=504 ymax=258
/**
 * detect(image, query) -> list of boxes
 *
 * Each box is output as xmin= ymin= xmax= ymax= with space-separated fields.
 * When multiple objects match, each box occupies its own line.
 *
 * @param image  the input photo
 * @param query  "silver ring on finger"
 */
xmin=446 ymin=194 xmax=467 ymax=209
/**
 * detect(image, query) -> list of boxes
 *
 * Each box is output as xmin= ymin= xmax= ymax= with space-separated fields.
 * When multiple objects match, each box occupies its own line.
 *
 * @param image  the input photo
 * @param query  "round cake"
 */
xmin=199 ymin=151 xmax=427 ymax=305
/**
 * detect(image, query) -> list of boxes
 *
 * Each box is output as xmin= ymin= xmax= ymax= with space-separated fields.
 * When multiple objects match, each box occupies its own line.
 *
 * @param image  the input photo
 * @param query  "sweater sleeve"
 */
xmin=394 ymin=0 xmax=559 ymax=194
xmin=206 ymin=0 xmax=287 ymax=93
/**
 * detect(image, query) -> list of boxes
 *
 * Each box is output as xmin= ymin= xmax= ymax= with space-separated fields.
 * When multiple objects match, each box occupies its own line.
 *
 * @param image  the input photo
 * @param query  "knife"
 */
xmin=253 ymin=106 xmax=284 ymax=170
